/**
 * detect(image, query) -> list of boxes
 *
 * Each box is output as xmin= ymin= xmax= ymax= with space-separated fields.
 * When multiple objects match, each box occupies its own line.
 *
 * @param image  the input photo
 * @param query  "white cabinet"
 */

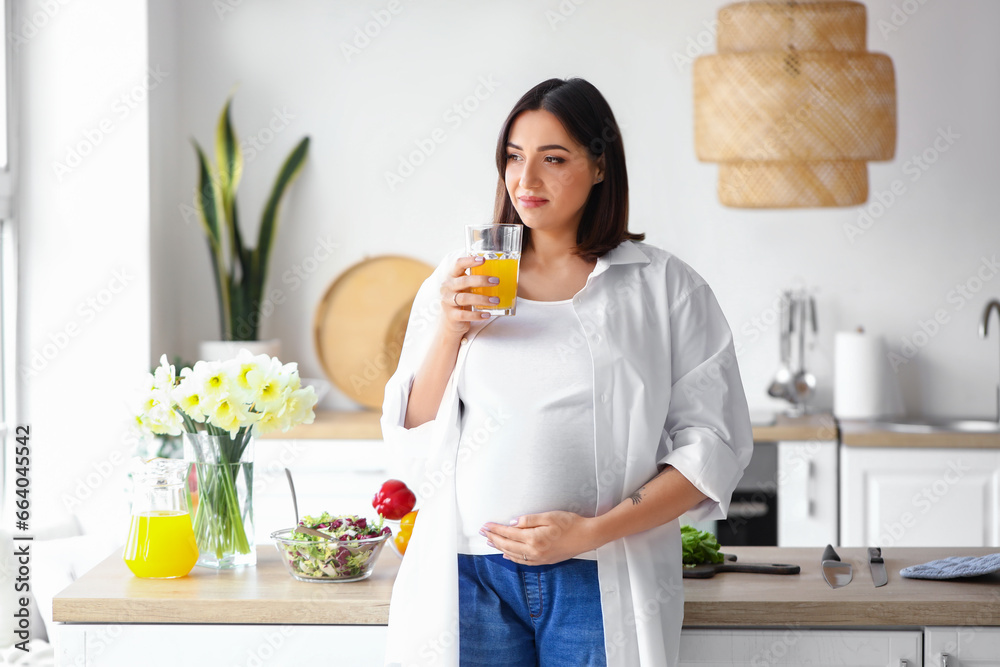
xmin=840 ymin=445 xmax=1000 ymax=547
xmin=678 ymin=629 xmax=922 ymax=666
xmin=58 ymin=624 xmax=388 ymax=666
xmin=777 ymin=441 xmax=839 ymax=546
xmin=924 ymin=627 xmax=1000 ymax=666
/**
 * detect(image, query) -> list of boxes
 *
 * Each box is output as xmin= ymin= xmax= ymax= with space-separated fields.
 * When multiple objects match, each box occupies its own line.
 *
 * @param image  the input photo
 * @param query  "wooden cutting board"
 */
xmin=313 ymin=256 xmax=434 ymax=409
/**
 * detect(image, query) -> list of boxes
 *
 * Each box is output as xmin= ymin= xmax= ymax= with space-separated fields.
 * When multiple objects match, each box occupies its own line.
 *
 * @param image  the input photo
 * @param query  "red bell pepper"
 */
xmin=372 ymin=479 xmax=416 ymax=520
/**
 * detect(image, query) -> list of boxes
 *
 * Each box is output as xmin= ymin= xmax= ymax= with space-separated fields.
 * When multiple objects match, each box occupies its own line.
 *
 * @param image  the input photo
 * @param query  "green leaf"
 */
xmin=250 ymin=136 xmax=310 ymax=310
xmin=680 ymin=525 xmax=724 ymax=565
xmin=193 ymin=140 xmax=232 ymax=340
xmin=215 ymin=97 xmax=245 ymax=297
xmin=229 ymin=200 xmax=255 ymax=340
xmin=215 ymin=96 xmax=243 ymax=198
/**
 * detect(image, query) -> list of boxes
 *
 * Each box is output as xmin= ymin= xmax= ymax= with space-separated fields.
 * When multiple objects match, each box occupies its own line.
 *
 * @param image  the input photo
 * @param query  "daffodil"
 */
xmin=244 ymin=363 xmax=287 ymax=414
xmin=172 ymin=381 xmax=208 ymax=423
xmin=151 ymin=354 xmax=177 ymax=392
xmin=197 ymin=361 xmax=231 ymax=406
xmin=135 ymin=387 xmax=184 ymax=436
xmin=278 ymin=361 xmax=302 ymax=392
xmin=253 ymin=408 xmax=289 ymax=436
xmin=282 ymin=385 xmax=318 ymax=429
xmin=224 ymin=350 xmax=273 ymax=404
xmin=205 ymin=393 xmax=258 ymax=437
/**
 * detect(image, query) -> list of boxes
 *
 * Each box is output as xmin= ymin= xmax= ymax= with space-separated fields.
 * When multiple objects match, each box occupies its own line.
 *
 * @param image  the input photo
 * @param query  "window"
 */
xmin=1 ymin=0 xmax=15 ymax=515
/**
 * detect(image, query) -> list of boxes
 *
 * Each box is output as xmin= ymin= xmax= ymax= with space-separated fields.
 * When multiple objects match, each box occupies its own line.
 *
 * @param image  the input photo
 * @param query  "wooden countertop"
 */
xmin=258 ymin=410 xmax=1000 ymax=448
xmin=54 ymin=547 xmax=1000 ymax=627
xmin=262 ymin=410 xmax=840 ymax=443
xmin=684 ymin=546 xmax=1000 ymax=627
xmin=259 ymin=409 xmax=383 ymax=440
xmin=839 ymin=419 xmax=1000 ymax=448
xmin=54 ymin=545 xmax=398 ymax=625
xmin=751 ymin=413 xmax=837 ymax=442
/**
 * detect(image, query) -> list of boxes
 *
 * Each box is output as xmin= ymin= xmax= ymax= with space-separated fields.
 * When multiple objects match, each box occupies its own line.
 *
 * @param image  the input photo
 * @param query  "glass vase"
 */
xmin=183 ymin=431 xmax=255 ymax=569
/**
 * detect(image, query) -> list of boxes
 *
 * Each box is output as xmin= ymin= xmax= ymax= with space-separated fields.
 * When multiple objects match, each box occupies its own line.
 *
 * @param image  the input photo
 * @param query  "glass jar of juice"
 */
xmin=123 ymin=458 xmax=199 ymax=578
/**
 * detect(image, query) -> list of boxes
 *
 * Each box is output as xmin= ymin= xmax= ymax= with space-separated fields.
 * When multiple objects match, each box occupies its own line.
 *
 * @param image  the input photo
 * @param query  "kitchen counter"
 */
xmin=839 ymin=419 xmax=1000 ymax=448
xmin=54 ymin=546 xmax=1000 ymax=627
xmin=264 ymin=410 xmax=839 ymax=442
xmin=750 ymin=413 xmax=837 ymax=442
xmin=258 ymin=409 xmax=383 ymax=440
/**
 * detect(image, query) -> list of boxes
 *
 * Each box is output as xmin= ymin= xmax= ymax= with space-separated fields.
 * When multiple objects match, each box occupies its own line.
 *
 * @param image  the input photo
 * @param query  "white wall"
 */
xmin=150 ymin=0 xmax=1000 ymax=419
xmin=16 ymin=0 xmax=1000 ymax=536
xmin=15 ymin=0 xmax=150 ymax=533
xmin=3 ymin=0 xmax=995 ymax=579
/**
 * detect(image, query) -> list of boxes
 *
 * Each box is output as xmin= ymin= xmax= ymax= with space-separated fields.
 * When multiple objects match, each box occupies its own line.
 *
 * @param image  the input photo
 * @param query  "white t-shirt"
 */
xmin=455 ymin=296 xmax=598 ymax=559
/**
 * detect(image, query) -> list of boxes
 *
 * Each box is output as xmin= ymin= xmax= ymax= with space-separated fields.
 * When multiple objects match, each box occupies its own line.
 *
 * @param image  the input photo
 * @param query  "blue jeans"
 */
xmin=458 ymin=554 xmax=607 ymax=666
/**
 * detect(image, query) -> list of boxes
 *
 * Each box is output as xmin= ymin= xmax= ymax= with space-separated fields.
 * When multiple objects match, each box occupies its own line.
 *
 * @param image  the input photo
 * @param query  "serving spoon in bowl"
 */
xmin=284 ymin=468 xmax=336 ymax=541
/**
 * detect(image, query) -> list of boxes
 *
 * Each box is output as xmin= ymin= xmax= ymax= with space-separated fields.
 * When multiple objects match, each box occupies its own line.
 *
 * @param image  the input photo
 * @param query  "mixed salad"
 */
xmin=278 ymin=513 xmax=392 ymax=580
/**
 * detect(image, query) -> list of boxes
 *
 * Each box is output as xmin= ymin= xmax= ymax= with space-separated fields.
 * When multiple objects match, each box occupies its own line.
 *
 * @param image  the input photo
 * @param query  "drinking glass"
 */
xmin=465 ymin=224 xmax=522 ymax=316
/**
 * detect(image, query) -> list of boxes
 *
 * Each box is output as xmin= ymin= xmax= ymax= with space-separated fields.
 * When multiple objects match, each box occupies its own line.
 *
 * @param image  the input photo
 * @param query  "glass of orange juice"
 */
xmin=465 ymin=223 xmax=523 ymax=316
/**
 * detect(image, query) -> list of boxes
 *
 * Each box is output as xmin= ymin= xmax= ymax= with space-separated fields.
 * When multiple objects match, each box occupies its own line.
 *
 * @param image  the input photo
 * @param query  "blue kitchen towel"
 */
xmin=900 ymin=553 xmax=1000 ymax=579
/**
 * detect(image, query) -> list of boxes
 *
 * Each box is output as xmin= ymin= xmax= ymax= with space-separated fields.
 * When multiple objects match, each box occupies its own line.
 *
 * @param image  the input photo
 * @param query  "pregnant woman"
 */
xmin=381 ymin=78 xmax=753 ymax=667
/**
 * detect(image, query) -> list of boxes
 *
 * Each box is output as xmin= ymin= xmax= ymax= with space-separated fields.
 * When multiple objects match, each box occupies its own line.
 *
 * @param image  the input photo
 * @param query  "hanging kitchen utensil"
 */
xmin=821 ymin=544 xmax=853 ymax=588
xmin=767 ymin=291 xmax=794 ymax=401
xmin=868 ymin=547 xmax=888 ymax=587
xmin=791 ymin=292 xmax=818 ymax=410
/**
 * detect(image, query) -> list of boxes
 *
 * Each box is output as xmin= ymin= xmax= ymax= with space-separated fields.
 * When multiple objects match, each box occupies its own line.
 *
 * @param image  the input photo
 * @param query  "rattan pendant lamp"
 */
xmin=694 ymin=1 xmax=897 ymax=208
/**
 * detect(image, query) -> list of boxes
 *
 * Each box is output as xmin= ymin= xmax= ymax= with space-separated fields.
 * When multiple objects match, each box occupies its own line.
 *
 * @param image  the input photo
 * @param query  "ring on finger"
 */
xmin=453 ymin=292 xmax=460 ymax=307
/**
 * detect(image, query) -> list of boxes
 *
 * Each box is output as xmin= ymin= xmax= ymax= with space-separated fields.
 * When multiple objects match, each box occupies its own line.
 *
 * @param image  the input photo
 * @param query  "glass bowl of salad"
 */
xmin=271 ymin=513 xmax=392 ymax=583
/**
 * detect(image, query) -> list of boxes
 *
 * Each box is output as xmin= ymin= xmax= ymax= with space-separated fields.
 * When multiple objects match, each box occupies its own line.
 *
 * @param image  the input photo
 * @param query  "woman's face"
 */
xmin=504 ymin=109 xmax=603 ymax=238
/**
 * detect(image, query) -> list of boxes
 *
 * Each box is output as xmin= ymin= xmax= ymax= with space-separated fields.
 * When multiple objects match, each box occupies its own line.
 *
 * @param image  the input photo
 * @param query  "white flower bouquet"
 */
xmin=134 ymin=351 xmax=317 ymax=567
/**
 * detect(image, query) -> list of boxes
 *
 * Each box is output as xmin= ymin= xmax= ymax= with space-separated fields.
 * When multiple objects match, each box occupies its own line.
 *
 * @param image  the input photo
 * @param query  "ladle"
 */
xmin=767 ymin=292 xmax=794 ymax=400
xmin=791 ymin=295 xmax=817 ymax=404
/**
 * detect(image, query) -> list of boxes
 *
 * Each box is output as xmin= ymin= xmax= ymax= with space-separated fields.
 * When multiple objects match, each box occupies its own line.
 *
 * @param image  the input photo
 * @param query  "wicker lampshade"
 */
xmin=693 ymin=1 xmax=897 ymax=208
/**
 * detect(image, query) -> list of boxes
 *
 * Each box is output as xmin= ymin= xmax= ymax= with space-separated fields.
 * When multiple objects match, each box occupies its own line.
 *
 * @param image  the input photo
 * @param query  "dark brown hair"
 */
xmin=493 ymin=78 xmax=644 ymax=261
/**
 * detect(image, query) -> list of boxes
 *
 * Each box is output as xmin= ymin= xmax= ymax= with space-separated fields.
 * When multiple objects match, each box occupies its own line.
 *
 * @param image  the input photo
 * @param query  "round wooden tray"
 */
xmin=313 ymin=256 xmax=434 ymax=409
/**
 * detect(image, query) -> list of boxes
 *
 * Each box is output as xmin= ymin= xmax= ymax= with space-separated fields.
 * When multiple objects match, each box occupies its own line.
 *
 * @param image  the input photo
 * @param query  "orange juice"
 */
xmin=469 ymin=257 xmax=519 ymax=312
xmin=123 ymin=510 xmax=199 ymax=578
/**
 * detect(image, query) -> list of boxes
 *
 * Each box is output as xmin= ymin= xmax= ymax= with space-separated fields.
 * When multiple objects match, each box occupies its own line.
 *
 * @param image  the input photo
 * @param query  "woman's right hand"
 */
xmin=439 ymin=256 xmax=501 ymax=338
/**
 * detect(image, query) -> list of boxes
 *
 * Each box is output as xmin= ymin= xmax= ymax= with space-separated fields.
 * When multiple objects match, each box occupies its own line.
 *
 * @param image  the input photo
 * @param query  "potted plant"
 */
xmin=192 ymin=95 xmax=310 ymax=360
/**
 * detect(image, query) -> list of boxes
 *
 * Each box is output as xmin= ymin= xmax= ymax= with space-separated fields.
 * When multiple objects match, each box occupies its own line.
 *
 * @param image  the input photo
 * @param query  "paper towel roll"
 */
xmin=834 ymin=330 xmax=902 ymax=419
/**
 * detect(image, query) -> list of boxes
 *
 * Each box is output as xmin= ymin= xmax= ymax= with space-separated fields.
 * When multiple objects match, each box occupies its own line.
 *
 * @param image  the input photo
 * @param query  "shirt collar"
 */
xmin=599 ymin=240 xmax=651 ymax=267
xmin=586 ymin=240 xmax=650 ymax=284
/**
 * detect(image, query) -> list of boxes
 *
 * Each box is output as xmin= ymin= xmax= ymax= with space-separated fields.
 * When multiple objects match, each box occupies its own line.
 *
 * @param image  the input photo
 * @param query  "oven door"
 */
xmin=715 ymin=441 xmax=778 ymax=546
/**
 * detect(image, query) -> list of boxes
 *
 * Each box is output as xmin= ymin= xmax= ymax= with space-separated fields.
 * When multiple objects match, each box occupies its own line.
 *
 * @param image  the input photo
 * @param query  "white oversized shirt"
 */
xmin=455 ymin=297 xmax=598 ymax=558
xmin=381 ymin=240 xmax=754 ymax=667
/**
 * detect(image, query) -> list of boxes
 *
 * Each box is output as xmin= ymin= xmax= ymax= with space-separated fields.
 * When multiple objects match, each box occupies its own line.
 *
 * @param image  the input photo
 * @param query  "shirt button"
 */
xmin=593 ymin=334 xmax=602 ymax=343
xmin=601 ymin=394 xmax=608 ymax=403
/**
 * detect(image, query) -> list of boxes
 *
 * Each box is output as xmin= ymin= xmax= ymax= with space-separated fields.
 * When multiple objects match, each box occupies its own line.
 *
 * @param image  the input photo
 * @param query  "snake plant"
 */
xmin=192 ymin=96 xmax=310 ymax=341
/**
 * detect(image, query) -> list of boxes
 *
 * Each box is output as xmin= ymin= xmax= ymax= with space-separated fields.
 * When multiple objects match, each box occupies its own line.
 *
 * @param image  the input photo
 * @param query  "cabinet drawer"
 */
xmin=58 ymin=624 xmax=388 ymax=666
xmin=678 ymin=628 xmax=922 ymax=666
xmin=925 ymin=626 xmax=1000 ymax=666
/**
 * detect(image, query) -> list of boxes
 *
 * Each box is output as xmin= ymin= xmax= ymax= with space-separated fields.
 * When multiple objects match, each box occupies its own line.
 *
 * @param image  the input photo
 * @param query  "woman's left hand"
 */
xmin=480 ymin=511 xmax=602 ymax=566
